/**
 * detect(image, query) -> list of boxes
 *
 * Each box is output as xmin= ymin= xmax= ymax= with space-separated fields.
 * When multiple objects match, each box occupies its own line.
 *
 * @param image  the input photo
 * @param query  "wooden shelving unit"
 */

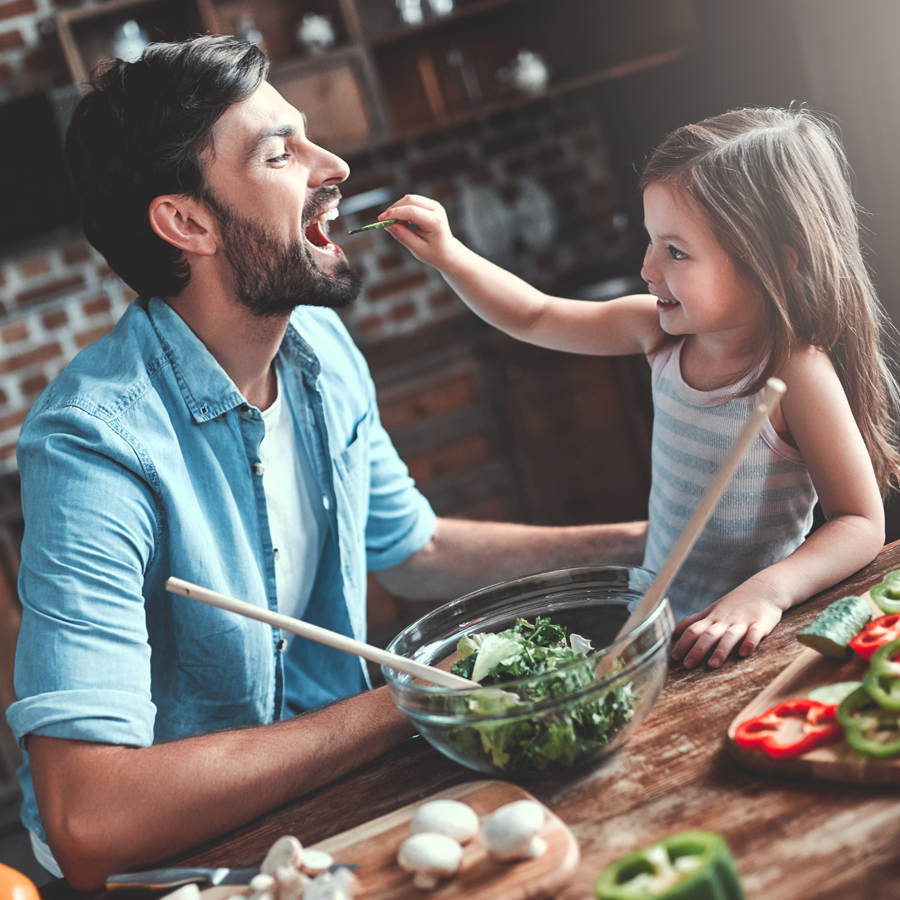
xmin=55 ymin=0 xmax=699 ymax=155
xmin=56 ymin=0 xmax=220 ymax=85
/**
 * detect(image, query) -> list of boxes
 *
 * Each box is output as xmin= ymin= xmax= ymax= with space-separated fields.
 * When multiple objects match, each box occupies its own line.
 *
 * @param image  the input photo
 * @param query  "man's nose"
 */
xmin=311 ymin=144 xmax=350 ymax=187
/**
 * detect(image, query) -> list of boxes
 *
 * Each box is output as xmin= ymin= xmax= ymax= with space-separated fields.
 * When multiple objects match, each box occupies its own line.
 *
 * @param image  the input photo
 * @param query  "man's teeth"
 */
xmin=307 ymin=208 xmax=340 ymax=247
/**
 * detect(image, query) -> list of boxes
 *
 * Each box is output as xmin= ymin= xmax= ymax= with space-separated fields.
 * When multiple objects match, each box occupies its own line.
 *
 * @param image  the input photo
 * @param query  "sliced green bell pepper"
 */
xmin=862 ymin=635 xmax=900 ymax=711
xmin=594 ymin=830 xmax=744 ymax=900
xmin=869 ymin=570 xmax=900 ymax=614
xmin=837 ymin=686 xmax=900 ymax=758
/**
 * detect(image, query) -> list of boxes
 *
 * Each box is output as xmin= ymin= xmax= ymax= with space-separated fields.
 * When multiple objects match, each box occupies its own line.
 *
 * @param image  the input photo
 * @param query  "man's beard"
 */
xmin=201 ymin=185 xmax=361 ymax=318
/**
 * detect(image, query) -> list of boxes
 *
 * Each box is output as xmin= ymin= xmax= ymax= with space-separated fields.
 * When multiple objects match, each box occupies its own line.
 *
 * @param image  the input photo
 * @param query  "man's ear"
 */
xmin=148 ymin=195 xmax=218 ymax=257
xmin=784 ymin=244 xmax=799 ymax=270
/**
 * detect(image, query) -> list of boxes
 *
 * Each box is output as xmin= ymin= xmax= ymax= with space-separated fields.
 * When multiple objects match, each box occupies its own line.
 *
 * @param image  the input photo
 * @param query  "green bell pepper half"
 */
xmin=870 ymin=570 xmax=900 ymax=614
xmin=594 ymin=830 xmax=744 ymax=900
xmin=863 ymin=635 xmax=900 ymax=711
xmin=837 ymin=686 xmax=900 ymax=758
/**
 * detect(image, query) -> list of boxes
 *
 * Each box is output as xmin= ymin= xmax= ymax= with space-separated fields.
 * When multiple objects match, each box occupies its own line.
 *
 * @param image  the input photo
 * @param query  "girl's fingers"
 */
xmin=681 ymin=623 xmax=729 ymax=668
xmin=672 ymin=606 xmax=713 ymax=638
xmin=379 ymin=196 xmax=444 ymax=221
xmin=403 ymin=193 xmax=442 ymax=211
xmin=671 ymin=612 xmax=714 ymax=657
xmin=738 ymin=624 xmax=768 ymax=657
xmin=380 ymin=205 xmax=443 ymax=233
xmin=706 ymin=625 xmax=747 ymax=669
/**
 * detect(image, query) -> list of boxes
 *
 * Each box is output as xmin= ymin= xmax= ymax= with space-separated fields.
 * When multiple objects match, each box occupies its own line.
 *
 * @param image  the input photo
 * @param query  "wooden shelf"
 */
xmin=369 ymin=0 xmax=699 ymax=140
xmin=268 ymin=46 xmax=386 ymax=153
xmin=54 ymin=0 xmax=700 ymax=156
xmin=367 ymin=0 xmax=526 ymax=49
xmin=57 ymin=0 xmax=220 ymax=85
xmin=383 ymin=44 xmax=695 ymax=146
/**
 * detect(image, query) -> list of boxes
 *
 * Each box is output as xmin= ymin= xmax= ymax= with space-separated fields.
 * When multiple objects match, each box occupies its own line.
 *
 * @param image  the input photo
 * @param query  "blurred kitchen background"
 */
xmin=1 ymin=0 xmax=900 ymax=882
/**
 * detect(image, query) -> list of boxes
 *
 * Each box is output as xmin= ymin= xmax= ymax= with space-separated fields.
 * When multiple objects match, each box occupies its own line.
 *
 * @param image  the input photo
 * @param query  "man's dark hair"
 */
xmin=65 ymin=36 xmax=269 ymax=299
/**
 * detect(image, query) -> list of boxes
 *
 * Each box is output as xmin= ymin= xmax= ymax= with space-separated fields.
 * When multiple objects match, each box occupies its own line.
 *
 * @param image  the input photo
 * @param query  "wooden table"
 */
xmin=42 ymin=543 xmax=900 ymax=900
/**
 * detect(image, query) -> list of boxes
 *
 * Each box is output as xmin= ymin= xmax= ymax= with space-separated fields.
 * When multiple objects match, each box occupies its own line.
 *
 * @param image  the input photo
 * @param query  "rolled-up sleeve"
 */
xmin=7 ymin=405 xmax=158 ymax=750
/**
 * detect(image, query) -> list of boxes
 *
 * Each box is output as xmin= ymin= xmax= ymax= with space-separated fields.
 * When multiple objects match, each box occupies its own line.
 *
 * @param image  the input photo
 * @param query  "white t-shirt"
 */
xmin=259 ymin=361 xmax=327 ymax=631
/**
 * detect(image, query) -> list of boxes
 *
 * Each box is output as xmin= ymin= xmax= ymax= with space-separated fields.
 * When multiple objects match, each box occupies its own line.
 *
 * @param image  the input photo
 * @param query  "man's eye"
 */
xmin=268 ymin=153 xmax=290 ymax=163
xmin=667 ymin=245 xmax=687 ymax=260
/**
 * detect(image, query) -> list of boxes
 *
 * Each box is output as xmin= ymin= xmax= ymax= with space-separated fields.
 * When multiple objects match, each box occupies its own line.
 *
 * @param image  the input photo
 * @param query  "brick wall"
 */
xmin=0 ymin=1 xmax=624 ymax=474
xmin=0 ymin=0 xmax=88 ymax=100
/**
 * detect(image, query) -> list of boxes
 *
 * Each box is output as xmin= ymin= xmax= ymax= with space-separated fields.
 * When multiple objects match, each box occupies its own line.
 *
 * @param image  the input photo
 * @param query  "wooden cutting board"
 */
xmin=202 ymin=780 xmax=579 ymax=900
xmin=726 ymin=592 xmax=900 ymax=784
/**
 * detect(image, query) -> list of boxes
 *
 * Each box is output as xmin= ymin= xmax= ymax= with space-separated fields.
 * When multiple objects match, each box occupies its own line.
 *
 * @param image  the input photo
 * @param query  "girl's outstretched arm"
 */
xmin=379 ymin=195 xmax=661 ymax=358
xmin=672 ymin=346 xmax=885 ymax=668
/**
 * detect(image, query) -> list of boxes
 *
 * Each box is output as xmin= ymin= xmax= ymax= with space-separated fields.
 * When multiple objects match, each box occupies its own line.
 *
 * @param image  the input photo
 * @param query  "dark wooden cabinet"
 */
xmin=364 ymin=315 xmax=652 ymax=528
xmin=56 ymin=0 xmax=699 ymax=155
xmin=363 ymin=313 xmax=653 ymax=648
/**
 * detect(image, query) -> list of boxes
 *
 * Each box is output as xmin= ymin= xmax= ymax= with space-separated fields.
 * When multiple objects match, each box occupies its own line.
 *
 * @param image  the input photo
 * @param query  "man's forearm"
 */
xmin=377 ymin=517 xmax=648 ymax=601
xmin=29 ymin=686 xmax=414 ymax=891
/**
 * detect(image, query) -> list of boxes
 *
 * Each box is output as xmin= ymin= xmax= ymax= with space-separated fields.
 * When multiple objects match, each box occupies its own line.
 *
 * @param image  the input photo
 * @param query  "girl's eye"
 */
xmin=667 ymin=244 xmax=687 ymax=261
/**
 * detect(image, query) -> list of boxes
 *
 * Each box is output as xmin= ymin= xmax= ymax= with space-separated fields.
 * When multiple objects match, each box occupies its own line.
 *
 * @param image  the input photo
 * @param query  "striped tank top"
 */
xmin=642 ymin=339 xmax=817 ymax=620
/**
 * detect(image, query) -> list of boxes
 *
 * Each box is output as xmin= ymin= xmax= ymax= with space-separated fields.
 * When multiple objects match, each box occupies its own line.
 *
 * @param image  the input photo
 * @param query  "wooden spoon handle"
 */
xmin=614 ymin=377 xmax=787 ymax=641
xmin=166 ymin=577 xmax=478 ymax=689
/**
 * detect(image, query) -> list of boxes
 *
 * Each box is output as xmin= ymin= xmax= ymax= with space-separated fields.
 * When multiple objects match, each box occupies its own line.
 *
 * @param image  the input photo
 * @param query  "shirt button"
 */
xmin=322 ymin=495 xmax=331 ymax=510
xmin=253 ymin=463 xmax=265 ymax=476
xmin=276 ymin=638 xmax=287 ymax=652
xmin=273 ymin=548 xmax=280 ymax=561
xmin=240 ymin=405 xmax=254 ymax=419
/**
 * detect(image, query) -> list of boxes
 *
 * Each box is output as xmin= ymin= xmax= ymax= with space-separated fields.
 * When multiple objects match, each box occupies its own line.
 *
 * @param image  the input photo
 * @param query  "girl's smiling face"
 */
xmin=640 ymin=182 xmax=764 ymax=346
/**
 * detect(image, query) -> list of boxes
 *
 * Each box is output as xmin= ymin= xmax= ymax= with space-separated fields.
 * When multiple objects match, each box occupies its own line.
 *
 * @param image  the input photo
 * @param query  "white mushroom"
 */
xmin=274 ymin=864 xmax=310 ymax=900
xmin=261 ymin=835 xmax=305 ymax=876
xmin=161 ymin=886 xmax=202 ymax=900
xmin=247 ymin=872 xmax=276 ymax=900
xmin=303 ymin=866 xmax=358 ymax=900
xmin=411 ymin=799 xmax=479 ymax=844
xmin=397 ymin=832 xmax=464 ymax=889
xmin=482 ymin=800 xmax=547 ymax=861
xmin=300 ymin=848 xmax=334 ymax=876
xmin=249 ymin=874 xmax=276 ymax=893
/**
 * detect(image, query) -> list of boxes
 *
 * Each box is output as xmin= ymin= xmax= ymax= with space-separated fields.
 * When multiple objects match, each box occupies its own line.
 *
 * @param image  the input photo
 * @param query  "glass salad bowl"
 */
xmin=383 ymin=565 xmax=673 ymax=778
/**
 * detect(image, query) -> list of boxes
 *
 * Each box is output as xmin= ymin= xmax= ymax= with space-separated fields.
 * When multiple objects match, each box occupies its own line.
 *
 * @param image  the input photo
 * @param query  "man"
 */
xmin=7 ymin=37 xmax=646 ymax=890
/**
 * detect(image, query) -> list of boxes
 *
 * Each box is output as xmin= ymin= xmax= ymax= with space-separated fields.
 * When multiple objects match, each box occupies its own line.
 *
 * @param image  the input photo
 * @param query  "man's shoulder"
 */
xmin=24 ymin=297 xmax=167 ymax=427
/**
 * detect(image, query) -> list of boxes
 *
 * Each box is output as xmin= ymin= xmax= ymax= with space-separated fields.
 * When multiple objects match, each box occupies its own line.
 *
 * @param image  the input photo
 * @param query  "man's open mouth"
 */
xmin=305 ymin=207 xmax=340 ymax=250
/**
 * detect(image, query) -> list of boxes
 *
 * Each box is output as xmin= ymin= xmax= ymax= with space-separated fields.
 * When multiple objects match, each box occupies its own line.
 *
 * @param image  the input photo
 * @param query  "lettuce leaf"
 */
xmin=442 ymin=617 xmax=635 ymax=772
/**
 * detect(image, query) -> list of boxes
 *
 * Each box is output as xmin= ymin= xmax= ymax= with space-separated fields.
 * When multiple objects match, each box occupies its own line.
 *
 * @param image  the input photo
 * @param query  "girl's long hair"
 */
xmin=640 ymin=107 xmax=900 ymax=494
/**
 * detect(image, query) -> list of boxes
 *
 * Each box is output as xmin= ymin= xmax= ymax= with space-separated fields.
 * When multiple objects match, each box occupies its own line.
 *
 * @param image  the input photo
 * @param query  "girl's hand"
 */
xmin=671 ymin=578 xmax=789 ymax=668
xmin=378 ymin=195 xmax=462 ymax=271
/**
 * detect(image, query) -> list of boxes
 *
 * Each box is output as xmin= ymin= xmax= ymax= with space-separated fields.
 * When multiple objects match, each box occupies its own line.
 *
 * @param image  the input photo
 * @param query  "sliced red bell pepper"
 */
xmin=734 ymin=698 xmax=842 ymax=758
xmin=849 ymin=613 xmax=900 ymax=661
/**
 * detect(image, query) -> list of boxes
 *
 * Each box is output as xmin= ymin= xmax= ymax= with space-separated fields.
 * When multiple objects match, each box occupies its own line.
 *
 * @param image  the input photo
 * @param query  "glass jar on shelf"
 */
xmin=396 ymin=0 xmax=424 ymax=26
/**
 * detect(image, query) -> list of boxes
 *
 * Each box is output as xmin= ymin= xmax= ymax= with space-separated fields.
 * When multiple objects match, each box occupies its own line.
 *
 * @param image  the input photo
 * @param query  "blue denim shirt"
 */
xmin=7 ymin=296 xmax=436 ymax=846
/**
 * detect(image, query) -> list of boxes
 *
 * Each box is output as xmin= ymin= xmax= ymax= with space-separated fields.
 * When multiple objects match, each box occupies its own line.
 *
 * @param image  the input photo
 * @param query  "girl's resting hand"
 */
xmin=378 ymin=195 xmax=462 ymax=271
xmin=671 ymin=578 xmax=789 ymax=669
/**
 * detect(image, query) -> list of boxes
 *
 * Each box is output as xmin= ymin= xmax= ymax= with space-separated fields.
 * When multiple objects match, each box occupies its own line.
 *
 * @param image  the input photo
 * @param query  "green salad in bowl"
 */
xmin=384 ymin=565 xmax=673 ymax=778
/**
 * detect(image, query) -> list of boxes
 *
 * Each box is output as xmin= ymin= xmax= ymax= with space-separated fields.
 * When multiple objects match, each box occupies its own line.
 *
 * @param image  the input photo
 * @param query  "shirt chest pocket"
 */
xmin=333 ymin=409 xmax=371 ymax=540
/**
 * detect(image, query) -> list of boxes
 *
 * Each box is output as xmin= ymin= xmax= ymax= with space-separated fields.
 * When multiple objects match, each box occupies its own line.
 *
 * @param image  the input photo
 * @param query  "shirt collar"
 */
xmin=146 ymin=297 xmax=246 ymax=423
xmin=146 ymin=298 xmax=323 ymax=423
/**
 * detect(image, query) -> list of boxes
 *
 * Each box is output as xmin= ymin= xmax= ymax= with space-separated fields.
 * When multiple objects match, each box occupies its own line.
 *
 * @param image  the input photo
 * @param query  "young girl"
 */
xmin=378 ymin=107 xmax=900 ymax=669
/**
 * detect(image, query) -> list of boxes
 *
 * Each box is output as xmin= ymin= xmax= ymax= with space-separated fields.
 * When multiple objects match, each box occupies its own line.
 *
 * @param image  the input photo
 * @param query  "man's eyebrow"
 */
xmin=245 ymin=116 xmax=307 ymax=161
